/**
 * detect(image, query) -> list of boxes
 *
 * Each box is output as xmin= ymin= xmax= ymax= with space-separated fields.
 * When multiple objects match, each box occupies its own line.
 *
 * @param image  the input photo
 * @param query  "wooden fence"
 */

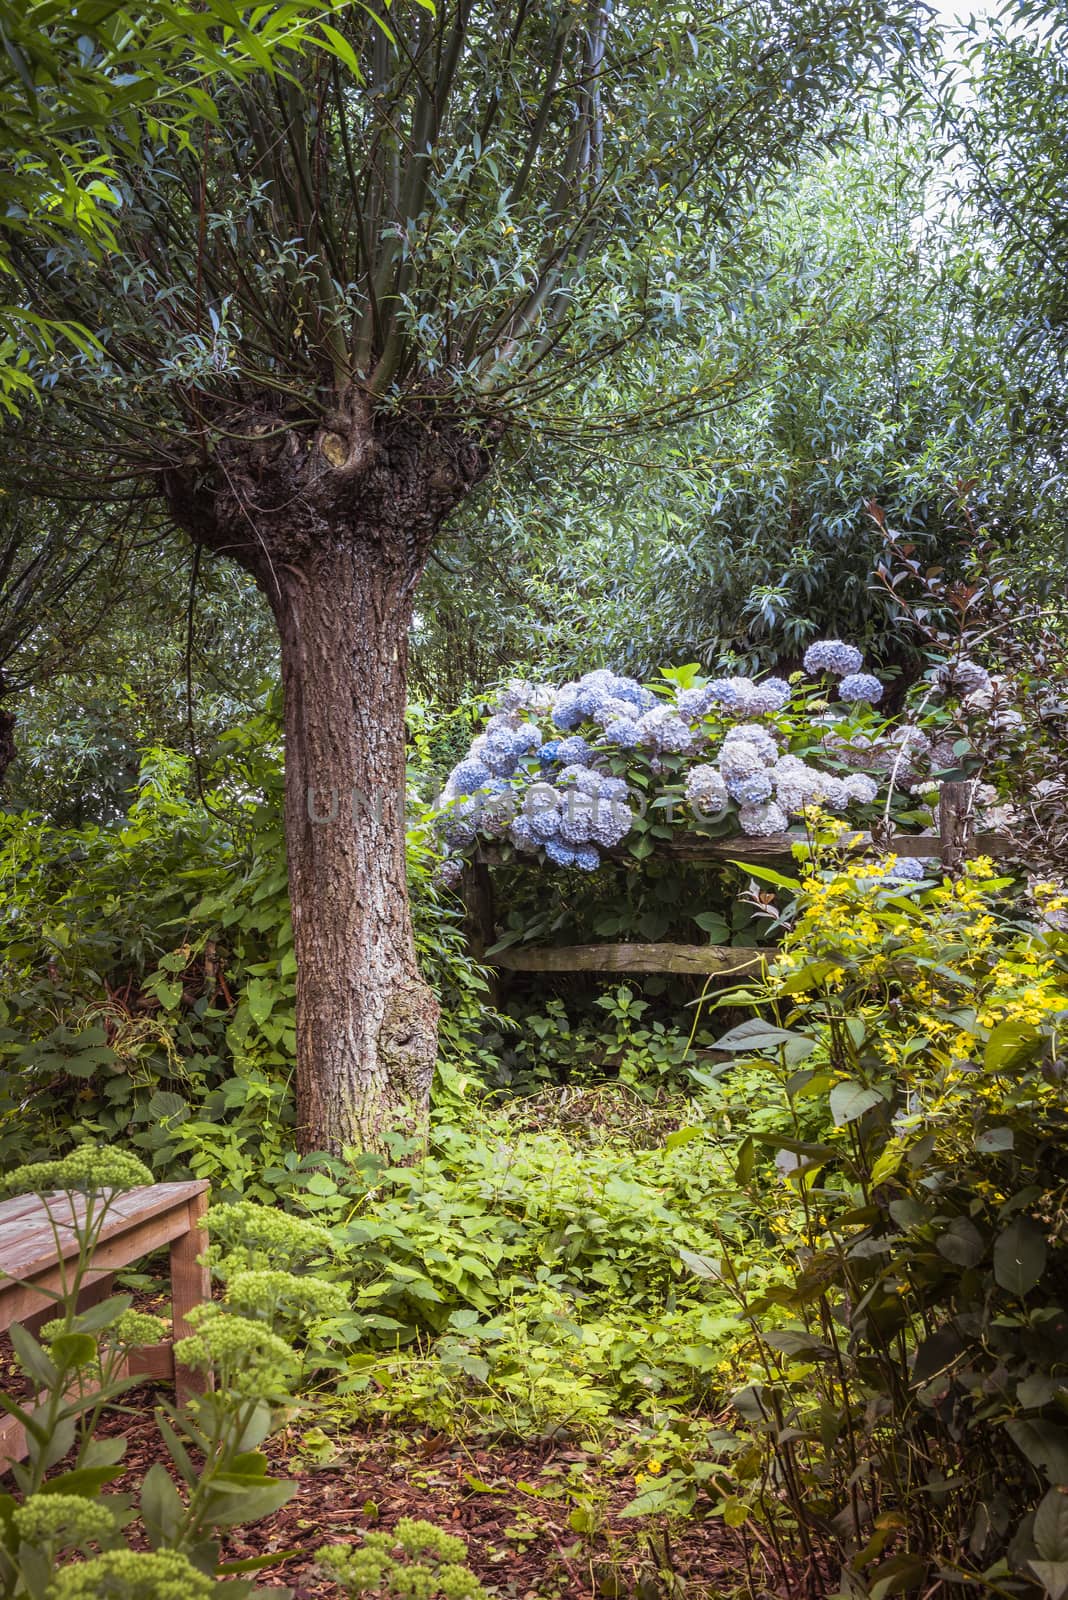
xmin=461 ymin=780 xmax=1014 ymax=977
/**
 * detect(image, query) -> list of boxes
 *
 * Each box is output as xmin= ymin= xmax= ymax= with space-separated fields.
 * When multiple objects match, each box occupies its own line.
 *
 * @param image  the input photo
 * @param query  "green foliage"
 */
xmin=0 ymin=0 xmax=388 ymax=410
xmin=201 ymin=1099 xmax=773 ymax=1439
xmin=477 ymin=986 xmax=727 ymax=1099
xmin=671 ymin=859 xmax=1068 ymax=1595
xmin=0 ymin=711 xmax=490 ymax=1193
xmin=412 ymin=128 xmax=1052 ymax=693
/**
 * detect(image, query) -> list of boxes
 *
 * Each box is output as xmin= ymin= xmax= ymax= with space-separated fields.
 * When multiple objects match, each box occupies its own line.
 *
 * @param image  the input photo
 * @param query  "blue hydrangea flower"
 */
xmin=558 ymin=796 xmax=596 ymax=844
xmin=441 ymin=798 xmax=479 ymax=849
xmin=730 ymin=724 xmax=778 ymax=764
xmin=843 ymin=773 xmax=878 ymax=804
xmin=737 ymin=799 xmax=788 ymax=837
xmin=807 ymin=774 xmax=852 ymax=811
xmin=838 ymin=672 xmax=884 ymax=705
xmin=718 ymin=740 xmax=764 ymax=780
xmin=515 ymin=723 xmax=543 ymax=752
xmin=447 ymin=758 xmax=491 ymax=796
xmin=530 ymin=811 xmax=560 ymax=841
xmin=537 ymin=740 xmax=562 ymax=766
xmin=610 ymin=677 xmax=656 ymax=711
xmin=752 ymin=676 xmax=791 ymax=712
xmin=591 ymin=697 xmax=633 ymax=729
xmin=551 ymin=694 xmax=585 ymax=731
xmin=509 ymin=816 xmax=540 ymax=853
xmin=572 ymin=845 xmax=601 ymax=872
xmin=597 ymin=775 xmax=629 ymax=800
xmin=602 ymin=718 xmax=641 ymax=747
xmin=890 ymin=855 xmax=936 ymax=881
xmin=685 ymin=765 xmax=728 ymax=815
xmin=589 ymin=800 xmax=633 ymax=848
xmin=730 ymin=770 xmax=774 ymax=805
xmin=676 ymin=686 xmax=712 ymax=719
xmin=803 ymin=640 xmax=863 ymax=677
xmin=557 ymin=764 xmax=601 ymax=795
xmin=482 ymin=737 xmax=520 ymax=776
xmin=544 ymin=839 xmax=578 ymax=867
xmin=556 ymin=735 xmax=592 ymax=765
xmin=479 ymin=787 xmax=518 ymax=838
xmin=657 ymin=716 xmax=693 ymax=753
xmin=706 ymin=678 xmax=742 ymax=710
xmin=435 ymin=857 xmax=464 ymax=890
xmin=494 ymin=679 xmax=544 ymax=714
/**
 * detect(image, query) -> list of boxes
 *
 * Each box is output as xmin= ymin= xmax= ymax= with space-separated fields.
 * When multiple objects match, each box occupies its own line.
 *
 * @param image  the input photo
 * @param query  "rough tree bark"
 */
xmin=162 ymin=391 xmax=497 ymax=1153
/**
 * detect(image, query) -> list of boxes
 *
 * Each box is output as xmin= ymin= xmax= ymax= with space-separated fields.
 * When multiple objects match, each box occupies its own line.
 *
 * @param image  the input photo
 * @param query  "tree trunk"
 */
xmin=271 ymin=549 xmax=439 ymax=1153
xmin=161 ymin=389 xmax=499 ymax=1155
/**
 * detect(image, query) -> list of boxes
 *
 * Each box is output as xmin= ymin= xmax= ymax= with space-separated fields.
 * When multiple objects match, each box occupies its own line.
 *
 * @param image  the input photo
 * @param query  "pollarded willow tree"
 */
xmin=11 ymin=0 xmax=922 ymax=1153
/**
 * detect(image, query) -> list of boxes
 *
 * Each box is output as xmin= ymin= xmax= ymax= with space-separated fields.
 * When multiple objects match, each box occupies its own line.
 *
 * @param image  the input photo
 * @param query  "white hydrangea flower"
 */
xmin=685 ymin=764 xmax=728 ymax=815
xmin=738 ymin=800 xmax=788 ymax=837
xmin=843 ymin=773 xmax=878 ymax=804
xmin=718 ymin=739 xmax=764 ymax=780
xmin=729 ymin=724 xmax=778 ymax=765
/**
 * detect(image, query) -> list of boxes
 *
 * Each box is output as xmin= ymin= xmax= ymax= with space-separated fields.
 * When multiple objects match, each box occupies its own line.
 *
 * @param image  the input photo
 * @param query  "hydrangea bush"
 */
xmin=431 ymin=647 xmax=965 ymax=879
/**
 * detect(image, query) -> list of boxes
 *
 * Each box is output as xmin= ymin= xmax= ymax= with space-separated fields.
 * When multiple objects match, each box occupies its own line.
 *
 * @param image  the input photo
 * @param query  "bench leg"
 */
xmin=23 ymin=1271 xmax=115 ymax=1340
xmin=170 ymin=1189 xmax=211 ymax=1402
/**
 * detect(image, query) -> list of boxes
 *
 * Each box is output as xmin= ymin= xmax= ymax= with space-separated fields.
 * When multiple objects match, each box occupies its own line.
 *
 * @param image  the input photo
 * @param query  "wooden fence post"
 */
xmin=939 ymin=780 xmax=976 ymax=874
xmin=461 ymin=860 xmax=504 ymax=1004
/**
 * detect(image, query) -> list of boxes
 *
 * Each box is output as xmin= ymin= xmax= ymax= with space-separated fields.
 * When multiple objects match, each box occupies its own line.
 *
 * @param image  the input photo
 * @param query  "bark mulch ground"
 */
xmin=103 ymin=1393 xmax=748 ymax=1598
xmin=0 ymin=1305 xmax=752 ymax=1597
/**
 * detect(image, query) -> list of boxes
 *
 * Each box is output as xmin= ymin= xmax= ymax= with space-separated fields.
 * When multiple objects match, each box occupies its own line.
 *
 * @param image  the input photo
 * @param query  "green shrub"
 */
xmin=680 ymin=858 xmax=1068 ymax=1597
xmin=0 ymin=712 xmax=492 ymax=1194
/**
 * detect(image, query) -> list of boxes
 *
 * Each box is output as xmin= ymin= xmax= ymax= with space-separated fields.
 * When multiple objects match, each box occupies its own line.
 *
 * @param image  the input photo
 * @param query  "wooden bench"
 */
xmin=0 ymin=1180 xmax=210 ymax=1471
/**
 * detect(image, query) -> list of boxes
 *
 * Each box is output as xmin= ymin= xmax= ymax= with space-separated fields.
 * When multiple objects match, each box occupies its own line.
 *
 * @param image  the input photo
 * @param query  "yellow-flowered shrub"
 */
xmin=690 ymin=858 xmax=1068 ymax=1600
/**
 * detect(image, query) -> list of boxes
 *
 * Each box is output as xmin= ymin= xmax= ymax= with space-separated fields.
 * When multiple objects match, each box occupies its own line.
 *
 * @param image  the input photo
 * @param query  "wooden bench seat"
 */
xmin=0 ymin=1180 xmax=210 ymax=1471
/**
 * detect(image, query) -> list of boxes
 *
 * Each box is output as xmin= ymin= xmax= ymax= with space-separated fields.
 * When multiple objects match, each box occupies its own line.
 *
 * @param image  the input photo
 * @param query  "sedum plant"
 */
xmin=0 ymin=1147 xmax=300 ymax=1598
xmin=319 ymin=1519 xmax=490 ymax=1600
